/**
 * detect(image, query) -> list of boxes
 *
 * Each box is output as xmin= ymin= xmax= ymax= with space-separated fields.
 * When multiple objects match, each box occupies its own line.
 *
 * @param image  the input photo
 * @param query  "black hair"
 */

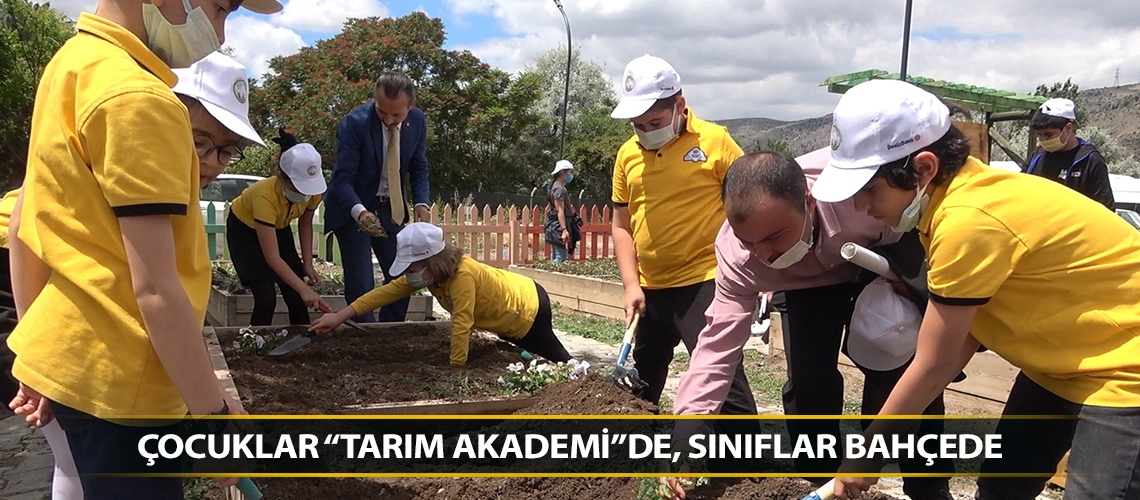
xmin=646 ymin=90 xmax=683 ymax=114
xmin=872 ymin=101 xmax=973 ymax=189
xmin=1029 ymin=109 xmax=1073 ymax=130
xmin=722 ymin=152 xmax=807 ymax=223
xmin=375 ymin=70 xmax=417 ymax=103
xmin=271 ymin=128 xmax=299 ymax=153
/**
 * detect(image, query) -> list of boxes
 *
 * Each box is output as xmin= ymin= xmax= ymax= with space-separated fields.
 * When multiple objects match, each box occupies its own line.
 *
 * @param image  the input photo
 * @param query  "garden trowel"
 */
xmin=606 ymin=313 xmax=647 ymax=391
xmin=266 ymin=306 xmax=368 ymax=356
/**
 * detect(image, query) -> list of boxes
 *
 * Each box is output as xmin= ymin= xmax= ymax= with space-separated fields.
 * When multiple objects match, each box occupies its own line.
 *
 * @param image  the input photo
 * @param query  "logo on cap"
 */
xmin=232 ymin=79 xmax=248 ymax=104
xmin=307 ymin=165 xmax=318 ymax=176
xmin=624 ymin=76 xmax=635 ymax=93
xmin=830 ymin=125 xmax=842 ymax=151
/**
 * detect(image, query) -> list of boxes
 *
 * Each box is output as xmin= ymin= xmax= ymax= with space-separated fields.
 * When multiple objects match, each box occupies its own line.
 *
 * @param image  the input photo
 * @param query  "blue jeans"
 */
xmin=975 ymin=372 xmax=1140 ymax=500
xmin=550 ymin=244 xmax=569 ymax=262
xmin=333 ymin=197 xmax=409 ymax=323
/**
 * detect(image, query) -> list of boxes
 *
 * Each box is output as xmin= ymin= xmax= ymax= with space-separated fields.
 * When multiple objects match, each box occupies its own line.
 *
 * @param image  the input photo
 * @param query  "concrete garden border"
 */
xmin=509 ymin=266 xmax=623 ymax=320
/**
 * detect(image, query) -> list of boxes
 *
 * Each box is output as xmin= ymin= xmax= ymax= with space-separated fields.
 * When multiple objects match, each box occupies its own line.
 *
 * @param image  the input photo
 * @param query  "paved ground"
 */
xmin=0 ymin=413 xmax=52 ymax=500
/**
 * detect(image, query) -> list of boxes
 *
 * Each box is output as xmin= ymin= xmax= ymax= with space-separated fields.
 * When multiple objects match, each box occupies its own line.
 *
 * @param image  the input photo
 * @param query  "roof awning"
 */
xmin=821 ymin=70 xmax=1046 ymax=114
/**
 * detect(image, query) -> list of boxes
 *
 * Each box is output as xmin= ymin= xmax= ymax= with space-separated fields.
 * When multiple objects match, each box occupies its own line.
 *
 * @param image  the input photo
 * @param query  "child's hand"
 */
xmin=310 ymin=313 xmax=343 ymax=334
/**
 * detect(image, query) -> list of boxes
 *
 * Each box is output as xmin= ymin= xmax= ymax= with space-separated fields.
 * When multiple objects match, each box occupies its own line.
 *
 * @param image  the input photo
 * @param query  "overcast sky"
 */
xmin=46 ymin=0 xmax=1140 ymax=121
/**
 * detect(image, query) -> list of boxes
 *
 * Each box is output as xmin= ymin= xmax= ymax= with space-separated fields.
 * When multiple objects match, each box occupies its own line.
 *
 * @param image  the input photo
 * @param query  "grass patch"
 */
xmin=184 ymin=478 xmax=224 ymax=500
xmin=550 ymin=304 xmax=625 ymax=345
xmin=742 ymin=350 xmax=787 ymax=408
xmin=529 ymin=258 xmax=620 ymax=281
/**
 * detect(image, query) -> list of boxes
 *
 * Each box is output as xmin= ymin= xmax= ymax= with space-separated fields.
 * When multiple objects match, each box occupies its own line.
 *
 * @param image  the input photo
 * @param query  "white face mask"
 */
xmin=763 ymin=208 xmax=813 ymax=269
xmin=142 ymin=0 xmax=221 ymax=69
xmin=891 ymin=181 xmax=930 ymax=233
xmin=406 ymin=271 xmax=432 ymax=289
xmin=283 ymin=189 xmax=310 ymax=204
xmin=634 ymin=107 xmax=680 ymax=150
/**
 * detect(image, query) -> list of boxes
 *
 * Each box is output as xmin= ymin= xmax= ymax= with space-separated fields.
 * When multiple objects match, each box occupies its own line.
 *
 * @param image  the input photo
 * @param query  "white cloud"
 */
xmin=224 ymin=16 xmax=306 ymax=77
xmin=46 ymin=0 xmax=96 ymax=21
xmin=273 ymin=0 xmax=388 ymax=32
xmin=447 ymin=0 xmax=1140 ymax=121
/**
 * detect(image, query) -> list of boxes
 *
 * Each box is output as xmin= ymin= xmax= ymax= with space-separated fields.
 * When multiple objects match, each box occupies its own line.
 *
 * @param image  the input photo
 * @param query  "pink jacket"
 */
xmin=673 ymin=147 xmax=898 ymax=415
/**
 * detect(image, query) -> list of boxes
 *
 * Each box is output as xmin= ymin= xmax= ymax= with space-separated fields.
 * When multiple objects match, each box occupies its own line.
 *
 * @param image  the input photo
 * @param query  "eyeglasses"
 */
xmin=194 ymin=135 xmax=245 ymax=166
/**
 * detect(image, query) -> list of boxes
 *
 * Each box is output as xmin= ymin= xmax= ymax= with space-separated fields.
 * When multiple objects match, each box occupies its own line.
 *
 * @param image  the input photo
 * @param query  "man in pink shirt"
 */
xmin=672 ymin=150 xmax=952 ymax=500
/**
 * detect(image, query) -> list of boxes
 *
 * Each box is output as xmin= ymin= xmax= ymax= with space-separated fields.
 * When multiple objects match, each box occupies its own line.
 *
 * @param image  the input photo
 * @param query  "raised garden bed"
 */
xmin=203 ymin=328 xmax=902 ymax=500
xmin=511 ymin=265 xmax=624 ymax=320
xmin=213 ymin=323 xmax=523 ymax=415
xmin=208 ymin=266 xmax=434 ymax=326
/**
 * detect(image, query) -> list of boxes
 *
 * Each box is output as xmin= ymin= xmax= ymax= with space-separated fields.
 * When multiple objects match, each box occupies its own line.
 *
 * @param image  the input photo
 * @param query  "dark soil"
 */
xmin=514 ymin=373 xmax=660 ymax=415
xmin=224 ymin=345 xmax=903 ymax=500
xmin=219 ymin=323 xmax=522 ymax=414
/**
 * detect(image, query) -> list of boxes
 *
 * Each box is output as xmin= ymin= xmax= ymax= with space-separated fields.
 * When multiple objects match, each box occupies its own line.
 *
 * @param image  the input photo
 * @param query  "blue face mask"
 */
xmin=406 ymin=271 xmax=432 ymax=289
xmin=564 ymin=173 xmax=574 ymax=184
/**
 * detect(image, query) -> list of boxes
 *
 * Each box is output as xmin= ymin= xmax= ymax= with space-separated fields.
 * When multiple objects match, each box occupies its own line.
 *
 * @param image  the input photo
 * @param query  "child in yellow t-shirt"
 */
xmin=226 ymin=129 xmax=328 ymax=325
xmin=312 ymin=223 xmax=572 ymax=365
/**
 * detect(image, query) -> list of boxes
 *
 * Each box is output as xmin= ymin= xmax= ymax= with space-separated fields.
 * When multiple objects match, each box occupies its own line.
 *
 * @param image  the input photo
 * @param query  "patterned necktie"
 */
xmin=386 ymin=125 xmax=406 ymax=224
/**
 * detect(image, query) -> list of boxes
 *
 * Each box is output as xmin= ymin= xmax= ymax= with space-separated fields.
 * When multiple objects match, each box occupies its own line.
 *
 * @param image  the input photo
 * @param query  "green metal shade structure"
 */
xmin=821 ymin=69 xmax=1046 ymax=114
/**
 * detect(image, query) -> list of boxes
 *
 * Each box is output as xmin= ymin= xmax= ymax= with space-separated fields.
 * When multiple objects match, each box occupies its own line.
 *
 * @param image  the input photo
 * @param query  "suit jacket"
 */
xmin=325 ymin=101 xmax=430 ymax=232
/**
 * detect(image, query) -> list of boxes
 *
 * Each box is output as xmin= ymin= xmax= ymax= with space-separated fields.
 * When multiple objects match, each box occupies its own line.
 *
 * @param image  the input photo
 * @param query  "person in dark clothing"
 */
xmin=544 ymin=160 xmax=580 ymax=262
xmin=1025 ymin=98 xmax=1114 ymax=210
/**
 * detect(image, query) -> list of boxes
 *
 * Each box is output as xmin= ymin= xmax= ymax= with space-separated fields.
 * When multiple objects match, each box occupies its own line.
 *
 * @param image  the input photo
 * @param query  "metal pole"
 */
xmin=553 ymin=0 xmax=572 ymax=160
xmin=900 ymin=0 xmax=913 ymax=81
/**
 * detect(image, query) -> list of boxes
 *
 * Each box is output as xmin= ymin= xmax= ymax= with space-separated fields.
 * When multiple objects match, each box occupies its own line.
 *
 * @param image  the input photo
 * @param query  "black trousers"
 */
xmin=778 ymin=281 xmax=952 ymax=499
xmin=976 ymin=373 xmax=1140 ymax=500
xmin=631 ymin=279 xmax=759 ymax=416
xmin=509 ymin=283 xmax=572 ymax=362
xmin=54 ymin=402 xmax=184 ymax=500
xmin=227 ymin=213 xmax=310 ymax=326
xmin=0 ymin=247 xmax=17 ymax=409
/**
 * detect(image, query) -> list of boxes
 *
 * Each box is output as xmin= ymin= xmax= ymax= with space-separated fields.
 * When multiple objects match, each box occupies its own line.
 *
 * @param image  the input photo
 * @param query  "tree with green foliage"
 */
xmin=238 ymin=13 xmax=545 ymax=196
xmin=0 ymin=0 xmax=73 ymax=189
xmin=517 ymin=47 xmax=629 ymax=200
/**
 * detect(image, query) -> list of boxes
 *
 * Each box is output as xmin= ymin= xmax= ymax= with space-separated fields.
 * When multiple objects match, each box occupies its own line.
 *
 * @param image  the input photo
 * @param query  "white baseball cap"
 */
xmin=1039 ymin=98 xmax=1076 ymax=121
xmin=241 ymin=0 xmax=284 ymax=14
xmin=810 ymin=80 xmax=951 ymax=203
xmin=847 ymin=278 xmax=922 ymax=371
xmin=551 ymin=159 xmax=574 ymax=176
xmin=279 ymin=143 xmax=326 ymax=196
xmin=390 ymin=223 xmax=447 ymax=276
xmin=173 ymin=52 xmax=265 ymax=146
xmin=610 ymin=55 xmax=682 ymax=120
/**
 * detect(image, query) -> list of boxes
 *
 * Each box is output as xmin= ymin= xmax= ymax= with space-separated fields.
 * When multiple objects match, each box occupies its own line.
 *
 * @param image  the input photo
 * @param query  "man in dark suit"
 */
xmin=325 ymin=71 xmax=430 ymax=322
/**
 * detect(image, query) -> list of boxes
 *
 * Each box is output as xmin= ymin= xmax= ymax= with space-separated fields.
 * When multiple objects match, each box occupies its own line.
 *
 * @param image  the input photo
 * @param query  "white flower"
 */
xmin=278 ymin=329 xmax=290 ymax=337
xmin=254 ymin=335 xmax=266 ymax=348
xmin=232 ymin=341 xmax=240 ymax=350
xmin=507 ymin=362 xmax=524 ymax=372
xmin=497 ymin=376 xmax=506 ymax=385
xmin=534 ymin=363 xmax=552 ymax=374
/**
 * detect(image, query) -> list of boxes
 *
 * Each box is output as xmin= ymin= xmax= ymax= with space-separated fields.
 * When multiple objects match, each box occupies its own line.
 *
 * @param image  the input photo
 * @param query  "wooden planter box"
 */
xmin=203 ymin=324 xmax=537 ymax=500
xmin=510 ymin=266 xmax=624 ymax=320
xmin=206 ymin=286 xmax=434 ymax=326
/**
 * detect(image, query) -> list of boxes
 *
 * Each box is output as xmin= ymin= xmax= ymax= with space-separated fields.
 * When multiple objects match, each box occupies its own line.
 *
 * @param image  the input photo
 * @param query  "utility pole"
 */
xmin=1114 ymin=67 xmax=1121 ymax=87
xmin=552 ymin=0 xmax=572 ymax=161
xmin=900 ymin=0 xmax=914 ymax=81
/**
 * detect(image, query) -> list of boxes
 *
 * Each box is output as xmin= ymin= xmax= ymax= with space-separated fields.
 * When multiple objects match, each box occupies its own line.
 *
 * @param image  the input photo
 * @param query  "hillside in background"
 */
xmin=715 ymin=82 xmax=1140 ymax=158
xmin=1078 ymin=83 xmax=1140 ymax=157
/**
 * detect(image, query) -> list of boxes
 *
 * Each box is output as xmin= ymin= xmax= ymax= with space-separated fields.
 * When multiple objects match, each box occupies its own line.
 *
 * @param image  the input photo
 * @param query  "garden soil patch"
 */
xmin=218 ymin=322 xmax=522 ymax=414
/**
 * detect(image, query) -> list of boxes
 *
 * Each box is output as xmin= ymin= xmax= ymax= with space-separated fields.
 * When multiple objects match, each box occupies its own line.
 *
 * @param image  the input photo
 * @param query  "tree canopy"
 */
xmin=0 ymin=0 xmax=73 ymax=189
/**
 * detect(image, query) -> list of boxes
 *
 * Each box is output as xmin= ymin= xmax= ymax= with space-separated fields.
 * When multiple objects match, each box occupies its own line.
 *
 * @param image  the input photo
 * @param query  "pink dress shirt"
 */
xmin=673 ymin=147 xmax=899 ymax=415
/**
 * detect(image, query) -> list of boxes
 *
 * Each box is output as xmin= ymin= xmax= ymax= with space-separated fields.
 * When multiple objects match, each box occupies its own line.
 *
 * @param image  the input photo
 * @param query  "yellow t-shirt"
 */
xmin=919 ymin=157 xmax=1140 ymax=407
xmin=0 ymin=189 xmax=19 ymax=249
xmin=229 ymin=176 xmax=323 ymax=229
xmin=351 ymin=256 xmax=539 ymax=365
xmin=6 ymin=14 xmax=210 ymax=419
xmin=612 ymin=108 xmax=744 ymax=289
